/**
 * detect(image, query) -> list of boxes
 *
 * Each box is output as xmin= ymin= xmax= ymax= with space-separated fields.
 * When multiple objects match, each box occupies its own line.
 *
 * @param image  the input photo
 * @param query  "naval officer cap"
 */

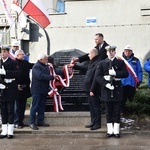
xmin=105 ymin=45 xmax=117 ymax=51
xmin=0 ymin=45 xmax=10 ymax=51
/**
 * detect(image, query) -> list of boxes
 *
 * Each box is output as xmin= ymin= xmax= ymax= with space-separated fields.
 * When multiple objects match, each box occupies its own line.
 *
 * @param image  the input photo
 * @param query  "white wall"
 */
xmin=46 ymin=0 xmax=150 ymax=65
xmin=0 ymin=0 xmax=150 ymax=64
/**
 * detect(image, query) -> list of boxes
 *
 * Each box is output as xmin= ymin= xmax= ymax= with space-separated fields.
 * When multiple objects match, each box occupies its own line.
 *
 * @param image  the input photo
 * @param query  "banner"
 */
xmin=11 ymin=0 xmax=27 ymax=28
xmin=0 ymin=0 xmax=14 ymax=26
xmin=23 ymin=0 xmax=51 ymax=28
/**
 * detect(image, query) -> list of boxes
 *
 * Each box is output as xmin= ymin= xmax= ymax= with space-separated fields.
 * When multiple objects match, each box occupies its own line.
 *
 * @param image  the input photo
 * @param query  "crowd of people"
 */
xmin=0 ymin=33 xmax=149 ymax=139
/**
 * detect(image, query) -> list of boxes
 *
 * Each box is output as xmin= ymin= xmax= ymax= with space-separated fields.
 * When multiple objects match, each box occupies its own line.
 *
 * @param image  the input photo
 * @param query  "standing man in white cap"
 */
xmin=94 ymin=45 xmax=128 ymax=138
xmin=120 ymin=45 xmax=143 ymax=116
xmin=9 ymin=40 xmax=28 ymax=61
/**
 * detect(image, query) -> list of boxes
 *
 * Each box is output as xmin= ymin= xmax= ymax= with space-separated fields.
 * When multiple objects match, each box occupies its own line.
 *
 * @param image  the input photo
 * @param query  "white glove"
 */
xmin=105 ymin=83 xmax=114 ymax=90
xmin=0 ymin=83 xmax=6 ymax=89
xmin=109 ymin=67 xmax=116 ymax=76
xmin=104 ymin=75 xmax=111 ymax=81
xmin=0 ymin=66 xmax=6 ymax=75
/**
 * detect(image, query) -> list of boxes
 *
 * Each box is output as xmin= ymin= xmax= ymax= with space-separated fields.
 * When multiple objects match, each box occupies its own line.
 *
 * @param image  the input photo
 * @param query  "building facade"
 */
xmin=0 ymin=0 xmax=150 ymax=64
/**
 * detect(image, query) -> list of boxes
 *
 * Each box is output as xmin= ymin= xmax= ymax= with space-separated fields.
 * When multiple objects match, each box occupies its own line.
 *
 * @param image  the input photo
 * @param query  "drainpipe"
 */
xmin=43 ymin=28 xmax=50 ymax=55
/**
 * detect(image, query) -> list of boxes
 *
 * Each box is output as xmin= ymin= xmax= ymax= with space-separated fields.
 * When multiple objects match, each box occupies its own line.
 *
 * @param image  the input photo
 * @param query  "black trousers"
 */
xmin=14 ymin=98 xmax=27 ymax=125
xmin=121 ymin=85 xmax=136 ymax=113
xmin=105 ymin=101 xmax=121 ymax=123
xmin=1 ymin=101 xmax=15 ymax=124
xmin=87 ymin=93 xmax=101 ymax=126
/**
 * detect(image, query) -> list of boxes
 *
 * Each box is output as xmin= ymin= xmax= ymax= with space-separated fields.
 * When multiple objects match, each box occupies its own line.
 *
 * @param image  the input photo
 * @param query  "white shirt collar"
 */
xmin=2 ymin=57 xmax=9 ymax=63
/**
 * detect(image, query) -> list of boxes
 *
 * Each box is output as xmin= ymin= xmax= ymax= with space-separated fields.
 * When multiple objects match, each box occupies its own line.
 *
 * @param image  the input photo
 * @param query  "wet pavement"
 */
xmin=0 ymin=126 xmax=150 ymax=150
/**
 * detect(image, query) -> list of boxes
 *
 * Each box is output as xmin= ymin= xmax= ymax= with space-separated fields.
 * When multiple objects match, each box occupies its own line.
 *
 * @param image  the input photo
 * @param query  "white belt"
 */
xmin=114 ymin=78 xmax=121 ymax=81
xmin=4 ymin=78 xmax=15 ymax=83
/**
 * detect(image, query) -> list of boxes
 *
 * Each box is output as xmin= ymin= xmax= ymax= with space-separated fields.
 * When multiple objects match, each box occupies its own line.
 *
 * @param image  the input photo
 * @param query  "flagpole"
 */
xmin=27 ymin=17 xmax=50 ymax=55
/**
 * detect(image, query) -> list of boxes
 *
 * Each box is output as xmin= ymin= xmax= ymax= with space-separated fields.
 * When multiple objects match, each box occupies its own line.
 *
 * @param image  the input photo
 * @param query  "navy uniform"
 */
xmin=95 ymin=45 xmax=128 ymax=138
xmin=0 ymin=45 xmax=20 ymax=139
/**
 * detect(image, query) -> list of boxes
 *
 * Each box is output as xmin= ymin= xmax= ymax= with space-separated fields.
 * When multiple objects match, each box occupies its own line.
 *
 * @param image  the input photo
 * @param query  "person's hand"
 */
xmin=0 ymin=83 xmax=6 ymax=89
xmin=105 ymin=83 xmax=114 ymax=90
xmin=90 ymin=92 xmax=94 ymax=96
xmin=0 ymin=66 xmax=6 ymax=75
xmin=72 ymin=57 xmax=79 ymax=62
xmin=18 ymin=85 xmax=23 ymax=91
xmin=136 ymin=82 xmax=140 ymax=88
xmin=109 ymin=67 xmax=116 ymax=76
xmin=68 ymin=67 xmax=73 ymax=75
xmin=104 ymin=75 xmax=111 ymax=81
xmin=67 ymin=64 xmax=74 ymax=68
xmin=54 ymin=75 xmax=59 ymax=80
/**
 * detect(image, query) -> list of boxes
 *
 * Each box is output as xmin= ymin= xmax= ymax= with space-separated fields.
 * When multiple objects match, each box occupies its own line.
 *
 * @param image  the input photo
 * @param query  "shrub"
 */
xmin=126 ymin=71 xmax=150 ymax=115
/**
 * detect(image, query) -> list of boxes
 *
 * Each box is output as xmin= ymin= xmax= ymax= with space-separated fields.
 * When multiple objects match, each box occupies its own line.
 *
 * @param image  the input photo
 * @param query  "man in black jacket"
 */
xmin=14 ymin=50 xmax=34 ymax=128
xmin=73 ymin=33 xmax=109 ymax=62
xmin=72 ymin=33 xmax=109 ymax=114
xmin=69 ymin=48 xmax=101 ymax=130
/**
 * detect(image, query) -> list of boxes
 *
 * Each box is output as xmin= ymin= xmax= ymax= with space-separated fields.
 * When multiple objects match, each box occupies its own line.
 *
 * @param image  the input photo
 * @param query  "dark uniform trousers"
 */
xmin=1 ymin=82 xmax=17 ymax=124
xmin=105 ymin=101 xmax=121 ymax=123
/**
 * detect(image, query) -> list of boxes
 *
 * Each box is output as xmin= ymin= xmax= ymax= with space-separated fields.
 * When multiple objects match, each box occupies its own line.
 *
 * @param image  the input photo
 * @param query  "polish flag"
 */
xmin=11 ymin=0 xmax=27 ymax=28
xmin=22 ymin=0 xmax=51 ymax=28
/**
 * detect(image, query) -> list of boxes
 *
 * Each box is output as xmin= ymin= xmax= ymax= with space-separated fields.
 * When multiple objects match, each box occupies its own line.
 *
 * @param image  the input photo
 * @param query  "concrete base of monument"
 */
xmin=24 ymin=110 xmax=106 ymax=126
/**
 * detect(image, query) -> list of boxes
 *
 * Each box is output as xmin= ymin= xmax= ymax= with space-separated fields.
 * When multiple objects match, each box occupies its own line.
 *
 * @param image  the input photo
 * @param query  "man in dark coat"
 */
xmin=94 ymin=45 xmax=128 ymax=138
xmin=69 ymin=48 xmax=101 ymax=130
xmin=73 ymin=33 xmax=109 ymax=62
xmin=72 ymin=33 xmax=109 ymax=114
xmin=14 ymin=50 xmax=34 ymax=128
xmin=29 ymin=54 xmax=58 ymax=130
xmin=0 ymin=45 xmax=20 ymax=139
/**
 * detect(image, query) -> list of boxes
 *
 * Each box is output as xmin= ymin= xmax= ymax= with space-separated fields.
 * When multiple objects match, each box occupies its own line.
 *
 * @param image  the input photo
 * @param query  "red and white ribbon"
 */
xmin=48 ymin=61 xmax=74 ymax=112
xmin=119 ymin=56 xmax=139 ymax=87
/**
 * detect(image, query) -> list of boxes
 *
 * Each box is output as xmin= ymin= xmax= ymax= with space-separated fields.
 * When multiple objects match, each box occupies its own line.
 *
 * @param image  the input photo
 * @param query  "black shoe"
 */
xmin=0 ymin=135 xmax=7 ymax=139
xmin=37 ymin=122 xmax=49 ymax=127
xmin=30 ymin=124 xmax=39 ymax=130
xmin=90 ymin=125 xmax=101 ymax=130
xmin=114 ymin=134 xmax=120 ymax=138
xmin=14 ymin=124 xmax=23 ymax=129
xmin=85 ymin=123 xmax=94 ymax=128
xmin=7 ymin=135 xmax=13 ymax=139
xmin=20 ymin=122 xmax=29 ymax=127
xmin=106 ymin=133 xmax=114 ymax=138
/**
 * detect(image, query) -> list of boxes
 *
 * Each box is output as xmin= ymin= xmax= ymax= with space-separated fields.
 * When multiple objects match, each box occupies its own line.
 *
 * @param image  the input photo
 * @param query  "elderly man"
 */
xmin=94 ymin=45 xmax=128 ymax=138
xmin=14 ymin=50 xmax=34 ymax=128
xmin=30 ymin=54 xmax=58 ymax=130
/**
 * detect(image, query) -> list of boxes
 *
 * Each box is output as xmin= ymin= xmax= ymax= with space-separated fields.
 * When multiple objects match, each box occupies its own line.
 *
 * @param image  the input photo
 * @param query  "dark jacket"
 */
xmin=31 ymin=61 xmax=54 ymax=94
xmin=1 ymin=57 xmax=20 ymax=102
xmin=144 ymin=58 xmax=150 ymax=87
xmin=73 ymin=55 xmax=100 ymax=93
xmin=15 ymin=58 xmax=34 ymax=99
xmin=95 ymin=57 xmax=128 ymax=102
xmin=78 ymin=41 xmax=109 ymax=63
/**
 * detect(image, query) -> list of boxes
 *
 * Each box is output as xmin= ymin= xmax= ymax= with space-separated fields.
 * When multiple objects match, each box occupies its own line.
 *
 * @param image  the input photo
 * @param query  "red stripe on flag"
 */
xmin=23 ymin=0 xmax=50 ymax=28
